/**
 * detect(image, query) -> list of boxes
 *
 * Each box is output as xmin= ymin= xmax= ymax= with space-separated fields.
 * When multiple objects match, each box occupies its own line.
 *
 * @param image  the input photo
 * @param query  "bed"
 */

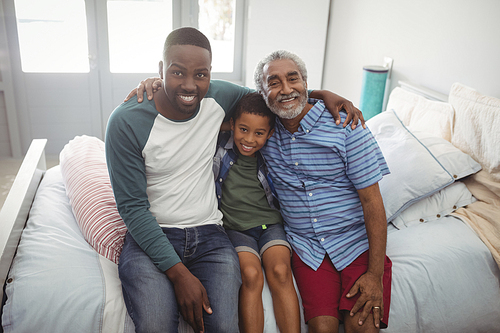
xmin=1 ymin=82 xmax=500 ymax=333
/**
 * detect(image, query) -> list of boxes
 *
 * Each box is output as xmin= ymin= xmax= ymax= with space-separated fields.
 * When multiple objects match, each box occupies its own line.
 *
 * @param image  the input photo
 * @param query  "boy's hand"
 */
xmin=166 ymin=263 xmax=212 ymax=333
xmin=124 ymin=77 xmax=163 ymax=102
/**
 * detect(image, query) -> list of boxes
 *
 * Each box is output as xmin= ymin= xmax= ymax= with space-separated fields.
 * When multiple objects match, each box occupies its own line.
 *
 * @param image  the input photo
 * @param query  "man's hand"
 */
xmin=124 ymin=77 xmax=163 ymax=102
xmin=346 ymin=271 xmax=384 ymax=328
xmin=309 ymin=90 xmax=366 ymax=129
xmin=166 ymin=263 xmax=212 ymax=333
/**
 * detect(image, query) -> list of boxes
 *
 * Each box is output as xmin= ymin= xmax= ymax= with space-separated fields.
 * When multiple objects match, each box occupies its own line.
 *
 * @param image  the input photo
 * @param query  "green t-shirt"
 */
xmin=220 ymin=152 xmax=283 ymax=231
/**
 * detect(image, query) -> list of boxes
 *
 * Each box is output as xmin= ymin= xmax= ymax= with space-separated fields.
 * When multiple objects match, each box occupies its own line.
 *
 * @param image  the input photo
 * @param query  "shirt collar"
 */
xmin=224 ymin=133 xmax=234 ymax=150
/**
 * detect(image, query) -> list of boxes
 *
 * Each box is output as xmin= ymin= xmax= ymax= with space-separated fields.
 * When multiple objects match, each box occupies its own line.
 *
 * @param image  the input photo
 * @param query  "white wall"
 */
xmin=323 ymin=0 xmax=500 ymax=106
xmin=243 ymin=0 xmax=330 ymax=90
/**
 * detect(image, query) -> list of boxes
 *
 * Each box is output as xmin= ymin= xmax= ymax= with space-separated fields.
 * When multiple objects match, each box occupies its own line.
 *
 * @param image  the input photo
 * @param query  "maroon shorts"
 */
xmin=292 ymin=250 xmax=392 ymax=328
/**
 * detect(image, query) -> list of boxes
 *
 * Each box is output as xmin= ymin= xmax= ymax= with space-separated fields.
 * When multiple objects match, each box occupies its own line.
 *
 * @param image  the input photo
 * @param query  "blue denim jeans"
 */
xmin=119 ymin=224 xmax=241 ymax=333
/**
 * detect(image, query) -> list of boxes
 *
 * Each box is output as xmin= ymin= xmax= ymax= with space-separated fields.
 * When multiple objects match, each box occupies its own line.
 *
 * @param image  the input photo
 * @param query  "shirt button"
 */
xmin=309 ymin=193 xmax=313 ymax=196
xmin=436 ymin=214 xmax=441 ymax=218
xmin=419 ymin=218 xmax=424 ymax=222
xmin=306 ymin=129 xmax=310 ymax=133
xmin=218 ymin=195 xmax=221 ymax=199
xmin=313 ymin=219 xmax=317 ymax=222
xmin=320 ymin=238 xmax=325 ymax=242
xmin=295 ymin=162 xmax=299 ymax=166
xmin=292 ymin=137 xmax=296 ymax=141
xmin=219 ymin=178 xmax=223 ymax=182
xmin=229 ymin=161 xmax=233 ymax=165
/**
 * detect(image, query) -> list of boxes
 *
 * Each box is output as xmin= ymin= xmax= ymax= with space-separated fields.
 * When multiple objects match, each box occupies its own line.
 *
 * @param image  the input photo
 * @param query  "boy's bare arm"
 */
xmin=346 ymin=183 xmax=387 ymax=328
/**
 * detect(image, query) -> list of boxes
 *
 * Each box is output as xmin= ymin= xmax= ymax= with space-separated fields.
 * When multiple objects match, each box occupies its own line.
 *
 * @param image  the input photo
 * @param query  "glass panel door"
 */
xmin=14 ymin=0 xmax=90 ymax=73
xmin=198 ymin=0 xmax=236 ymax=73
xmin=107 ymin=0 xmax=173 ymax=73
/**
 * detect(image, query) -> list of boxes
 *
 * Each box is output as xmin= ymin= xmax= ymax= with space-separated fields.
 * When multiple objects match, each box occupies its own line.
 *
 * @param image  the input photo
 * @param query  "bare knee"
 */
xmin=240 ymin=264 xmax=264 ymax=291
xmin=307 ymin=316 xmax=340 ymax=333
xmin=266 ymin=261 xmax=292 ymax=286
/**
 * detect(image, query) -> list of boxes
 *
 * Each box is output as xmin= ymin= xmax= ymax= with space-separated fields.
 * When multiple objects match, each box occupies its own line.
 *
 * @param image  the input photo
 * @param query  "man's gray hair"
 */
xmin=253 ymin=50 xmax=308 ymax=94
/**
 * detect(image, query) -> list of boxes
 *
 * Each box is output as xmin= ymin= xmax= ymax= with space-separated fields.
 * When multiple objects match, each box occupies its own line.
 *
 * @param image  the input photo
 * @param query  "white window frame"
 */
xmin=174 ymin=0 xmax=246 ymax=84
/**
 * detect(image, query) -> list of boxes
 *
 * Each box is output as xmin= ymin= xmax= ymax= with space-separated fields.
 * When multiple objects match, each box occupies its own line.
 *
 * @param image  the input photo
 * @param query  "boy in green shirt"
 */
xmin=213 ymin=92 xmax=300 ymax=333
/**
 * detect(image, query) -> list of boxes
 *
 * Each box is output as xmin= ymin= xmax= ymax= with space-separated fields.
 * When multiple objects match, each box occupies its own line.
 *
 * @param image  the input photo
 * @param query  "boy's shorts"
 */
xmin=292 ymin=250 xmax=392 ymax=328
xmin=225 ymin=224 xmax=291 ymax=260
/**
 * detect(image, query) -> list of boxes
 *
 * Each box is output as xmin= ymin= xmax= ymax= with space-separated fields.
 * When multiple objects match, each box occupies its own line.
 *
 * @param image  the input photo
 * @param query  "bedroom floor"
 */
xmin=0 ymin=155 xmax=59 ymax=209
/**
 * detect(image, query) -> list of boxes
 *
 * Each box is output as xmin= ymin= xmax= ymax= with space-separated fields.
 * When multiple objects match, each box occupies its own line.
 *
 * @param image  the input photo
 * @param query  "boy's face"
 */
xmin=231 ymin=112 xmax=274 ymax=157
xmin=159 ymin=44 xmax=211 ymax=120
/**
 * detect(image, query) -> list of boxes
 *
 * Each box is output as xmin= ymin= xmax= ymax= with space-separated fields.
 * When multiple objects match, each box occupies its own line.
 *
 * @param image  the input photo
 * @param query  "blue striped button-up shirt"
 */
xmin=261 ymin=100 xmax=389 ymax=271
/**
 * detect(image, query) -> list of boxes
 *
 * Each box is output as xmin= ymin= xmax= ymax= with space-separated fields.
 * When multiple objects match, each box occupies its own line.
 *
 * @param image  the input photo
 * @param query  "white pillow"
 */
xmin=408 ymin=128 xmax=482 ymax=180
xmin=386 ymin=87 xmax=454 ymax=141
xmin=385 ymin=87 xmax=419 ymax=125
xmin=367 ymin=110 xmax=480 ymax=222
xmin=448 ymin=82 xmax=500 ymax=180
xmin=408 ymin=97 xmax=454 ymax=142
xmin=391 ymin=182 xmax=476 ymax=229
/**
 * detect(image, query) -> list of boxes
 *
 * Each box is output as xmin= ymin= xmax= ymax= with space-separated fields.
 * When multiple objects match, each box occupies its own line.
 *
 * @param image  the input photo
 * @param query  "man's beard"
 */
xmin=265 ymin=89 xmax=308 ymax=120
xmin=168 ymin=89 xmax=200 ymax=116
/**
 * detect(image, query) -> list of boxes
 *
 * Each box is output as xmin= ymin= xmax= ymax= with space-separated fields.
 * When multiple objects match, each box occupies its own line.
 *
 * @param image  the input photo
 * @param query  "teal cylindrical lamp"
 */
xmin=359 ymin=66 xmax=389 ymax=120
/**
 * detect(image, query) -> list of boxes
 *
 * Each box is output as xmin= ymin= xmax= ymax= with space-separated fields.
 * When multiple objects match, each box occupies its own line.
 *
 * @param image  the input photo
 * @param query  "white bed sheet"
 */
xmin=2 ymin=167 xmax=134 ymax=333
xmin=386 ymin=216 xmax=500 ymax=332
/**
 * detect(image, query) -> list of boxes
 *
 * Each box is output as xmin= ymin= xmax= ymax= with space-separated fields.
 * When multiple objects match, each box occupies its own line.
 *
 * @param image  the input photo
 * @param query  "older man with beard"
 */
xmin=254 ymin=50 xmax=393 ymax=333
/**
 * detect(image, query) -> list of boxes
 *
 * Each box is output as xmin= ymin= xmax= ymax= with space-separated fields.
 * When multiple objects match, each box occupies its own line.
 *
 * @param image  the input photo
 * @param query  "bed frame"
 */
xmin=0 ymin=139 xmax=47 ymax=303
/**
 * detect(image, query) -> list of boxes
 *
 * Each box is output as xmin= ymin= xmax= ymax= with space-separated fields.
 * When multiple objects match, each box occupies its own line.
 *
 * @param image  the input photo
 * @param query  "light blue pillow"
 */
xmin=407 ymin=127 xmax=482 ymax=180
xmin=391 ymin=181 xmax=476 ymax=229
xmin=367 ymin=110 xmax=481 ymax=222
